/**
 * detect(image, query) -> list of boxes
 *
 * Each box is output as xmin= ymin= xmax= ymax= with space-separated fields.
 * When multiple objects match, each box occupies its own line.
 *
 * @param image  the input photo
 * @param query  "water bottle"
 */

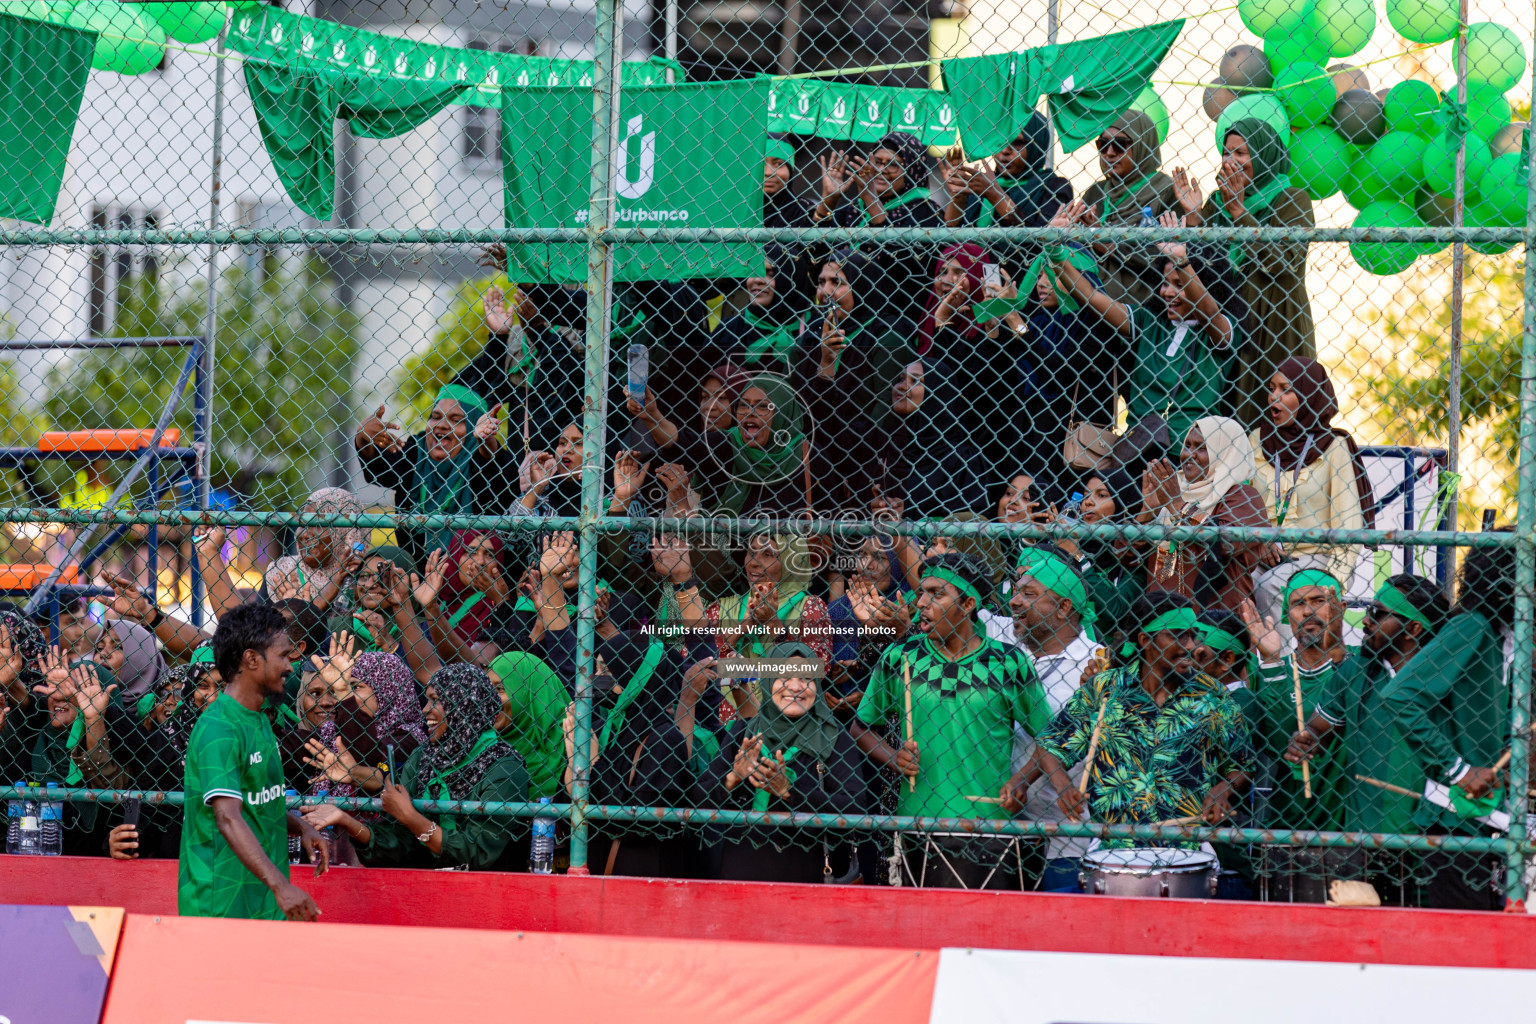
xmin=1057 ymin=492 xmax=1085 ymax=526
xmin=11 ymin=783 xmax=41 ymax=855
xmin=5 ymin=780 xmax=23 ymax=854
xmin=39 ymin=782 xmax=63 ymax=856
xmin=1138 ymin=205 xmax=1156 ymax=227
xmin=286 ymin=789 xmax=303 ymax=863
xmin=529 ymin=796 xmax=555 ymax=874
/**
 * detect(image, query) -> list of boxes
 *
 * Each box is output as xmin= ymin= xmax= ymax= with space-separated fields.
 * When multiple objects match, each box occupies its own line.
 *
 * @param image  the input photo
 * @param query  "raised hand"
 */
xmin=1171 ymin=166 xmax=1203 ymax=216
xmin=473 ymin=404 xmax=505 ymax=444
xmin=0 ymin=622 xmax=23 ymax=692
xmin=34 ymin=645 xmax=72 ymax=696
xmin=655 ymin=463 xmax=693 ymax=509
xmin=650 ymin=533 xmax=693 ymax=584
xmin=870 ymin=484 xmax=904 ymax=523
xmin=849 ymin=577 xmax=882 ymax=625
xmin=359 ymin=404 xmax=405 ymax=453
xmin=1217 ymin=152 xmax=1251 ymax=208
xmin=939 ymin=148 xmax=972 ymax=194
xmin=483 ymin=286 xmax=512 ymax=334
xmin=818 ymin=151 xmax=849 ymax=200
xmin=538 ymin=532 xmax=579 ymax=582
xmin=413 ymin=548 xmax=447 ymax=608
xmin=107 ymin=573 xmax=154 ymax=624
xmin=193 ymin=526 xmax=227 ymax=567
xmin=304 ymin=735 xmax=358 ymax=786
xmin=612 ymin=449 xmax=649 ymax=506
xmin=326 ymin=631 xmax=357 ymax=683
xmin=71 ymin=665 xmax=116 ymax=721
xmin=525 ymin=451 xmax=559 ymax=495
xmin=732 ymin=733 xmax=765 ymax=782
xmin=1239 ymin=599 xmax=1282 ymax=663
xmin=934 ymin=277 xmax=970 ymax=329
xmin=478 ymin=242 xmax=508 ymax=273
xmin=1154 ymin=210 xmax=1187 ymax=259
xmin=746 ymin=582 xmax=780 ymax=625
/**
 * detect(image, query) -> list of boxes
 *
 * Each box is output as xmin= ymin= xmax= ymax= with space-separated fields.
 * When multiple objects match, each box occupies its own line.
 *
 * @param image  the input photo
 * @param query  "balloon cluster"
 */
xmin=1200 ymin=0 xmax=1530 ymax=275
xmin=8 ymin=2 xmax=228 ymax=76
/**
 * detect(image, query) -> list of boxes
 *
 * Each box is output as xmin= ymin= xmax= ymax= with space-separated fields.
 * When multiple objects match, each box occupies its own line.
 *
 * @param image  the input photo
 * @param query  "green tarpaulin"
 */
xmin=502 ymin=79 xmax=769 ymax=282
xmin=0 ymin=12 xmax=94 ymax=225
xmin=244 ymin=60 xmax=470 ymax=222
xmin=941 ymin=19 xmax=1183 ymax=158
xmin=227 ymin=5 xmax=681 ymax=110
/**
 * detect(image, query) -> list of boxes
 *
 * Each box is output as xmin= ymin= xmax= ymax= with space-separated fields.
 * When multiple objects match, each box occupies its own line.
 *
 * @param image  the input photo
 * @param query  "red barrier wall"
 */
xmin=5 ymin=855 xmax=1535 ymax=969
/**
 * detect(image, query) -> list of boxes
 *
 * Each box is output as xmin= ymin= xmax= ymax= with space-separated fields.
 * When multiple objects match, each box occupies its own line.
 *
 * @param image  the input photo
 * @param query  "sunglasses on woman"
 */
xmin=1096 ymin=135 xmax=1129 ymax=154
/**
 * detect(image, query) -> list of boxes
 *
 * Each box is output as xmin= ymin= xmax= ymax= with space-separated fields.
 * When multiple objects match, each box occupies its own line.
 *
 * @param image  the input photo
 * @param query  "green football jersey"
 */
xmin=177 ymin=693 xmax=290 ymax=920
xmin=856 ymin=632 xmax=1048 ymax=819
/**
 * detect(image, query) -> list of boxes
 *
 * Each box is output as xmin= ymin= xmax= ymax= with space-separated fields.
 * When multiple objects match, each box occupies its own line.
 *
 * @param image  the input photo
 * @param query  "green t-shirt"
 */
xmin=1316 ymin=654 xmax=1421 ymax=834
xmin=856 ymin=633 xmax=1048 ymax=819
xmin=1241 ymin=651 xmax=1354 ymax=831
xmin=178 ymin=693 xmax=289 ymax=920
xmin=1125 ymin=305 xmax=1236 ymax=448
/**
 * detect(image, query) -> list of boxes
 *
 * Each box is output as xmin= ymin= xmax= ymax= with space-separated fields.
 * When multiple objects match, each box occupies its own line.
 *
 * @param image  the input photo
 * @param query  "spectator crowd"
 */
xmin=0 ymin=119 xmax=1523 ymax=913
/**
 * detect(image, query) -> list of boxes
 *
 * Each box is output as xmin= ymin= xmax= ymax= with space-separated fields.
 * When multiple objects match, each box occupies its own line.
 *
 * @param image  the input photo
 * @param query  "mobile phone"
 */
xmin=627 ymin=344 xmax=648 ymax=400
xmin=378 ymin=563 xmax=394 ymax=591
xmin=983 ymin=263 xmax=1001 ymax=289
xmin=122 ymin=797 xmax=141 ymax=828
xmin=1482 ymin=509 xmax=1497 ymax=531
xmin=386 ymin=744 xmax=399 ymax=781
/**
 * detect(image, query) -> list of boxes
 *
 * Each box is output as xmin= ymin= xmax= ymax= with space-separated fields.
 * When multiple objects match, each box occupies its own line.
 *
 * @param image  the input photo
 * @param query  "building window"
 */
xmin=87 ymin=205 xmax=165 ymax=337
xmin=462 ymin=37 xmax=539 ymax=167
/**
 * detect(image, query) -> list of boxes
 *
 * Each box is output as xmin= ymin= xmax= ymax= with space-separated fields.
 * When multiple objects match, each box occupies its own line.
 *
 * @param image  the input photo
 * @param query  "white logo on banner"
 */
xmin=485 ymin=67 xmax=500 ymax=87
xmin=333 ymin=41 xmax=347 ymax=63
xmin=269 ymin=23 xmax=283 ymax=44
xmin=903 ymin=102 xmax=916 ymax=125
xmin=547 ymin=70 xmax=560 ymax=86
xmin=939 ymin=104 xmax=953 ymax=126
xmin=832 ymin=97 xmax=847 ymax=119
xmin=363 ymin=45 xmax=377 ymax=69
xmin=456 ymin=61 xmax=469 ymax=82
xmin=767 ymin=89 xmax=778 ymax=112
xmin=423 ymin=57 xmax=437 ymax=78
xmin=580 ymin=73 xmax=593 ymax=86
xmin=517 ymin=69 xmax=531 ymax=87
xmin=866 ymin=100 xmax=879 ymax=120
xmin=237 ymin=14 xmax=252 ymax=34
xmin=301 ymin=32 xmax=315 ymax=54
xmin=797 ymin=94 xmax=810 ymax=115
xmin=616 ymin=115 xmax=656 ymax=199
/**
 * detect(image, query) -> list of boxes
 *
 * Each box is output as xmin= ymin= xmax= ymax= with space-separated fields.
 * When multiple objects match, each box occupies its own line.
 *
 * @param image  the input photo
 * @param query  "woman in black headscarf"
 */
xmin=304 ymin=664 xmax=529 ymax=870
xmin=697 ymin=642 xmax=865 ymax=882
xmin=862 ymin=358 xmax=989 ymax=520
xmin=1179 ymin=118 xmax=1317 ymax=428
xmin=1080 ymin=109 xmax=1180 ymax=305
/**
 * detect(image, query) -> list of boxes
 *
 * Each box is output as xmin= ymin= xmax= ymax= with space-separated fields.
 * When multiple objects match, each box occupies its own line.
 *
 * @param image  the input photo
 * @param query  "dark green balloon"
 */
xmin=1331 ymin=88 xmax=1385 ymax=145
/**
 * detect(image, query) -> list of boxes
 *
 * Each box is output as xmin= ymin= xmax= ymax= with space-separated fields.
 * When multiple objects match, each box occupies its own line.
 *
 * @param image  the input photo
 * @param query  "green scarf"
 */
xmin=1015 ymin=547 xmax=1098 ymax=641
xmin=1018 ymin=246 xmax=1099 ymax=313
xmin=1098 ymin=169 xmax=1160 ymax=220
xmin=1282 ymin=568 xmax=1343 ymax=611
xmin=977 ymin=173 xmax=1046 ymax=228
xmin=446 ymin=592 xmax=486 ymax=630
xmin=1209 ymin=118 xmax=1293 ymax=267
xmin=857 ymin=185 xmax=929 ymax=225
xmin=598 ymin=639 xmax=667 ymax=751
xmin=413 ymin=384 xmax=487 ymax=554
xmin=1120 ymin=606 xmax=1199 ymax=658
xmin=1375 ymin=581 xmax=1434 ymax=633
xmin=739 ymin=306 xmax=800 ymax=366
xmin=351 ymin=615 xmax=400 ymax=653
xmin=719 ymin=374 xmax=806 ymax=516
xmin=488 ymin=652 xmax=567 ymax=799
xmin=422 ymin=728 xmax=500 ymax=831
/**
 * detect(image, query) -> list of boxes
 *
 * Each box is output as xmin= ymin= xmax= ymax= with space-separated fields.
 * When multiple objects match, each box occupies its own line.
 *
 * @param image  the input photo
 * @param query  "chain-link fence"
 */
xmin=0 ymin=0 xmax=1532 ymax=912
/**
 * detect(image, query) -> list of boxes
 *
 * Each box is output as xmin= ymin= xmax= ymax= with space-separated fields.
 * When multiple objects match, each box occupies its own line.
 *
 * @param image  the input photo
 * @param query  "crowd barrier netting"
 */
xmin=0 ymin=0 xmax=1532 ymax=911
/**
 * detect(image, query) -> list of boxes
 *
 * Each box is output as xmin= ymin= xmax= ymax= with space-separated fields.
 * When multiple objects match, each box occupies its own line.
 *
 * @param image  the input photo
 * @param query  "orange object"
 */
xmin=38 ymin=429 xmax=181 ymax=453
xmin=0 ymin=564 xmax=78 ymax=589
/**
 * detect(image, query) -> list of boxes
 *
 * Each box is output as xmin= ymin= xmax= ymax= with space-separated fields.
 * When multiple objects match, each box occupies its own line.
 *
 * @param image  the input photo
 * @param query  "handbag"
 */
xmin=1062 ymin=375 xmax=1118 ymax=472
xmin=1112 ymin=412 xmax=1170 ymax=467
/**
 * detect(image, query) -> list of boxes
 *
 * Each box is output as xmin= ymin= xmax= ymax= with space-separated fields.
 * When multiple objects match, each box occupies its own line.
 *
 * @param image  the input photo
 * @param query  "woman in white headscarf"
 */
xmin=1138 ymin=414 xmax=1270 ymax=613
xmin=263 ymin=487 xmax=368 ymax=612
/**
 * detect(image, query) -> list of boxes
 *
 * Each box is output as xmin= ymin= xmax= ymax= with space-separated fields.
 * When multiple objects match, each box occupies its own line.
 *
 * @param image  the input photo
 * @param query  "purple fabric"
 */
xmin=0 ymin=905 xmax=113 ymax=1024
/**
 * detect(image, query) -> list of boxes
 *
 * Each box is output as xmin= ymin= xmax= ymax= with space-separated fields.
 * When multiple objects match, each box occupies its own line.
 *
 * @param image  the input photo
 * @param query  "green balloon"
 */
xmin=1129 ymin=85 xmax=1170 ymax=145
xmin=1362 ymin=132 xmax=1428 ymax=204
xmin=147 ymin=1 xmax=225 ymax=44
xmin=65 ymin=1 xmax=166 ymax=75
xmin=1313 ymin=0 xmax=1375 ymax=58
xmin=1465 ymin=199 xmax=1515 ymax=254
xmin=1351 ymin=201 xmax=1424 ymax=275
xmin=1421 ymin=129 xmax=1491 ymax=196
xmin=1476 ymin=152 xmax=1527 ymax=226
xmin=1413 ymin=189 xmax=1453 ymax=254
xmin=1241 ymin=0 xmax=1317 ymax=38
xmin=1266 ymin=28 xmax=1331 ymax=75
xmin=1289 ymin=125 xmax=1353 ymax=198
xmin=5 ymin=2 xmax=54 ymax=20
xmin=1456 ymin=22 xmax=1528 ymax=94
xmin=1216 ymin=93 xmax=1290 ymax=151
xmin=1384 ymin=0 xmax=1458 ymax=44
xmin=1384 ymin=80 xmax=1440 ymax=138
xmin=1275 ymin=62 xmax=1334 ymax=127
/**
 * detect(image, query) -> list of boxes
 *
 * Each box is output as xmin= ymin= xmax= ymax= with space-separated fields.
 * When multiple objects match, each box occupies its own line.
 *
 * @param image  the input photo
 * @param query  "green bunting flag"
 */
xmin=765 ymin=77 xmax=959 ymax=146
xmin=940 ymin=19 xmax=1184 ymax=158
xmin=0 ymin=12 xmax=95 ymax=225
xmin=502 ymin=79 xmax=769 ymax=283
xmin=227 ymin=5 xmax=682 ymax=110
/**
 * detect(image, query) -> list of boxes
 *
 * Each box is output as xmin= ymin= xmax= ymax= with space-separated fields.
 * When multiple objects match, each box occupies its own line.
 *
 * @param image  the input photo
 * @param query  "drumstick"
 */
xmin=1076 ymin=699 xmax=1108 ymax=795
xmin=1155 ymin=814 xmax=1205 ymax=826
xmin=1292 ymin=658 xmax=1311 ymax=800
xmin=1353 ymin=774 xmax=1422 ymax=799
xmin=965 ymin=795 xmax=1006 ymax=804
xmin=903 ymin=656 xmax=916 ymax=793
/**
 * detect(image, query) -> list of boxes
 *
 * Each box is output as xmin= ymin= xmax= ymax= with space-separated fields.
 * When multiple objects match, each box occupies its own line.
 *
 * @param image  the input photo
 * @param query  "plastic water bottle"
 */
xmin=1057 ymin=492 xmax=1085 ymax=526
xmin=9 ymin=783 xmax=41 ymax=855
xmin=39 ymin=782 xmax=63 ymax=856
xmin=1139 ymin=205 xmax=1157 ymax=227
xmin=529 ymin=797 xmax=555 ymax=874
xmin=5 ymin=780 xmax=24 ymax=854
xmin=286 ymin=789 xmax=303 ymax=863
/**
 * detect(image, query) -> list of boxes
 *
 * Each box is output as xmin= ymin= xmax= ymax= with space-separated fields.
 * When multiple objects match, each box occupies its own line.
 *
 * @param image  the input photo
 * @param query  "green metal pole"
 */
xmin=1502 ymin=22 xmax=1536 ymax=906
xmin=569 ymin=0 xmax=623 ymax=876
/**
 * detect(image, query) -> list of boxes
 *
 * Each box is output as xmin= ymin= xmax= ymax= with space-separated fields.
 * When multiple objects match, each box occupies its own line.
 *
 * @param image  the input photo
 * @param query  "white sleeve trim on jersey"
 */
xmin=203 ymin=788 xmax=243 ymax=805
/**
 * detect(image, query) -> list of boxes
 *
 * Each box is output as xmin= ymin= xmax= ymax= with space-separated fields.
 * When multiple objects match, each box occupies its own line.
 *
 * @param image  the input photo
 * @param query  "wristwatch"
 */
xmin=416 ymin=821 xmax=437 ymax=844
xmin=145 ymin=606 xmax=165 ymax=629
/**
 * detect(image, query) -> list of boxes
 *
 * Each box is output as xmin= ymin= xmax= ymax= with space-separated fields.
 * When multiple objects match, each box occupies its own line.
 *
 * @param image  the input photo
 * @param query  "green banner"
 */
xmin=0 ymin=12 xmax=94 ymax=225
xmin=502 ymin=79 xmax=769 ymax=282
xmin=226 ymin=6 xmax=681 ymax=109
xmin=765 ymin=77 xmax=959 ymax=146
xmin=940 ymin=19 xmax=1183 ymax=158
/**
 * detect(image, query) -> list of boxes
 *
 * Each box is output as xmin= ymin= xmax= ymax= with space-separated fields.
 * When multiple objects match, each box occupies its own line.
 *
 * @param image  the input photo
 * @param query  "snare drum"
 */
xmin=1079 ymin=847 xmax=1219 ymax=898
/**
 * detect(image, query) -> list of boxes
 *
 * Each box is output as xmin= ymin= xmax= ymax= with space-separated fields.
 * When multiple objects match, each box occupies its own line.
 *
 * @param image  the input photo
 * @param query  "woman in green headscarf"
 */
xmin=488 ymin=651 xmax=566 ymax=800
xmin=1178 ymin=117 xmax=1317 ymax=428
xmin=1080 ymin=109 xmax=1180 ymax=305
xmin=697 ymin=641 xmax=865 ymax=882
xmin=355 ymin=383 xmax=517 ymax=569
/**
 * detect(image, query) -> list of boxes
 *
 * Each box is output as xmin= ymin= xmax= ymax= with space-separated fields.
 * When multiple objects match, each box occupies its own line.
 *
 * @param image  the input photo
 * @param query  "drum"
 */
xmin=1079 ymin=847 xmax=1219 ymax=898
xmin=896 ymin=832 xmax=1043 ymax=890
xmin=1257 ymin=845 xmax=1368 ymax=904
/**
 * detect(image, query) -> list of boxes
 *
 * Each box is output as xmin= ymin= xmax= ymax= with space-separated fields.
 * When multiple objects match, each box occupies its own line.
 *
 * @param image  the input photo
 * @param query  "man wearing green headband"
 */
xmin=990 ymin=545 xmax=1105 ymax=888
xmin=853 ymin=553 xmax=1050 ymax=888
xmin=1246 ymin=568 xmax=1351 ymax=851
xmin=1032 ymin=590 xmax=1254 ymax=845
xmin=1286 ymin=574 xmax=1449 ymax=906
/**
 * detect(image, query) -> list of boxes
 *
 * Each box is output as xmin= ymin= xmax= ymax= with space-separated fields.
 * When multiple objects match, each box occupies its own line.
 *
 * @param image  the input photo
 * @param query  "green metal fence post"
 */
xmin=570 ymin=0 xmax=623 ymax=876
xmin=1503 ymin=27 xmax=1536 ymax=906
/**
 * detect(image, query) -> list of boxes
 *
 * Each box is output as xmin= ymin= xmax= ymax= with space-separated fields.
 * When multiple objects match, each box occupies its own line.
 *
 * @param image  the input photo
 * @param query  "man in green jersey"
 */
xmin=1286 ymin=573 xmax=1450 ymax=905
xmin=180 ymin=603 xmax=329 ymax=920
xmin=854 ymin=553 xmax=1049 ymax=888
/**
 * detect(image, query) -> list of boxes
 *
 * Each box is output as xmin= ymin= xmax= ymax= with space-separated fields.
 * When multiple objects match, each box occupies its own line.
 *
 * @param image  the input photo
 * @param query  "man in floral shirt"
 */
xmin=1033 ymin=590 xmax=1254 ymax=846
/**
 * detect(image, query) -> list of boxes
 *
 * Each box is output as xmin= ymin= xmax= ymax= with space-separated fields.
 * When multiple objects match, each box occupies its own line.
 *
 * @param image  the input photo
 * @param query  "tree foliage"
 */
xmin=393 ymin=273 xmax=512 ymax=430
